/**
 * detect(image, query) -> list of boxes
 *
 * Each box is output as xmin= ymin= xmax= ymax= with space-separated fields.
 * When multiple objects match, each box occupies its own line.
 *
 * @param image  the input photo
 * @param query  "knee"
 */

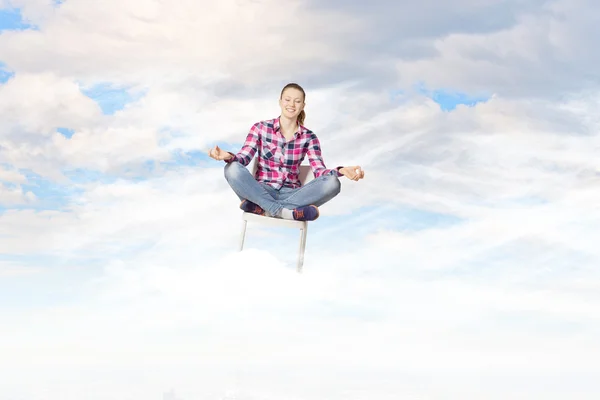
xmin=223 ymin=161 xmax=242 ymax=180
xmin=323 ymin=173 xmax=341 ymax=196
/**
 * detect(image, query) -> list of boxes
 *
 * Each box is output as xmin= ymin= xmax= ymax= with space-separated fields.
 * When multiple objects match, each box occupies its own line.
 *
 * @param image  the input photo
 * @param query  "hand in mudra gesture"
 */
xmin=208 ymin=145 xmax=233 ymax=161
xmin=340 ymin=165 xmax=365 ymax=181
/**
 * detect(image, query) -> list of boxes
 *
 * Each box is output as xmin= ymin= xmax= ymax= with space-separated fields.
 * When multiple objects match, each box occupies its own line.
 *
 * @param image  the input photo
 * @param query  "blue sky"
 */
xmin=0 ymin=66 xmax=14 ymax=83
xmin=391 ymin=84 xmax=490 ymax=111
xmin=81 ymin=83 xmax=145 ymax=115
xmin=56 ymin=127 xmax=74 ymax=138
xmin=0 ymin=7 xmax=33 ymax=31
xmin=1 ymin=1 xmax=599 ymax=399
xmin=429 ymin=89 xmax=489 ymax=111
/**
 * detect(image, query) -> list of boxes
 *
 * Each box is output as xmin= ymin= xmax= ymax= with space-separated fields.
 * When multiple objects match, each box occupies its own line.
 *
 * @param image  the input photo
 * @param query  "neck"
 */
xmin=279 ymin=115 xmax=298 ymax=134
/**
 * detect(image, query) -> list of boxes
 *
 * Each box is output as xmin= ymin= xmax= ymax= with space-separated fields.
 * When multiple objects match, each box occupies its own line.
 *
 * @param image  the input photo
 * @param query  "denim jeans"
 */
xmin=224 ymin=161 xmax=341 ymax=217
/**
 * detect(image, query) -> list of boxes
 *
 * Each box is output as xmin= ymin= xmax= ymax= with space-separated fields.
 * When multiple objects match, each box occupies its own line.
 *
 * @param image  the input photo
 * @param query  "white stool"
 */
xmin=238 ymin=158 xmax=315 ymax=273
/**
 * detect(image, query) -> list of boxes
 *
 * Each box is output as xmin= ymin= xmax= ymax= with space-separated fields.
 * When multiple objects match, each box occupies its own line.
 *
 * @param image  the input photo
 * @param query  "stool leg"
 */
xmin=239 ymin=219 xmax=247 ymax=251
xmin=297 ymin=222 xmax=308 ymax=273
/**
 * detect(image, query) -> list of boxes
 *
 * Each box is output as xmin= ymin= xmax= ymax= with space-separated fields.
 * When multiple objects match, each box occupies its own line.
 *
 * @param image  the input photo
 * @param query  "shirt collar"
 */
xmin=274 ymin=116 xmax=281 ymax=132
xmin=274 ymin=116 xmax=303 ymax=136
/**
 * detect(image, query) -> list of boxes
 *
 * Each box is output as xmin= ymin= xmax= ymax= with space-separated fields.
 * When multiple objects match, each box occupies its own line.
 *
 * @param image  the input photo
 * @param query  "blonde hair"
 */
xmin=280 ymin=82 xmax=306 ymax=125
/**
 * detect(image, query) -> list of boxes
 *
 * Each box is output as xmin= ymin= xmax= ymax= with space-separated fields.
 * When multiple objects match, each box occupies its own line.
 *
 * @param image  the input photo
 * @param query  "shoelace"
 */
xmin=295 ymin=209 xmax=304 ymax=219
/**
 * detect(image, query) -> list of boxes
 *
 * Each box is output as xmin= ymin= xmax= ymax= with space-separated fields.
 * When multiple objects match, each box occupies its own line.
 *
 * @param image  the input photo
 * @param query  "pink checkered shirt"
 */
xmin=225 ymin=117 xmax=343 ymax=189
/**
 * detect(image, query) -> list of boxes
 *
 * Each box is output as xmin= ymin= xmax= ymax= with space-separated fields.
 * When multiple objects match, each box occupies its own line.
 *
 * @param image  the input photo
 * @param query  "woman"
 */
xmin=208 ymin=82 xmax=365 ymax=221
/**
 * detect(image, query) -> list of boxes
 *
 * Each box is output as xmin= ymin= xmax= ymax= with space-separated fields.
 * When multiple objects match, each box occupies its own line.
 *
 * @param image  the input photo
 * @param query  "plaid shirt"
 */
xmin=225 ymin=117 xmax=343 ymax=189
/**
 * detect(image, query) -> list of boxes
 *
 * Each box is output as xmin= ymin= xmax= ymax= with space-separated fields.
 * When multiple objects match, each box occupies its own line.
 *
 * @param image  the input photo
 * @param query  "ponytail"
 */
xmin=298 ymin=110 xmax=306 ymax=126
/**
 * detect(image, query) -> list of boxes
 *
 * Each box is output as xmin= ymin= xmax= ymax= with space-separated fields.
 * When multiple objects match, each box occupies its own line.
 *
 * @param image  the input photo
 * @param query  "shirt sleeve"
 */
xmin=306 ymin=134 xmax=344 ymax=178
xmin=224 ymin=122 xmax=261 ymax=166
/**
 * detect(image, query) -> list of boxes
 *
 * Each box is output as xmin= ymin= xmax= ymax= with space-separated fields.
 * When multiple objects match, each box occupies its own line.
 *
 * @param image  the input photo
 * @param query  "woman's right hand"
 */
xmin=208 ymin=145 xmax=233 ymax=161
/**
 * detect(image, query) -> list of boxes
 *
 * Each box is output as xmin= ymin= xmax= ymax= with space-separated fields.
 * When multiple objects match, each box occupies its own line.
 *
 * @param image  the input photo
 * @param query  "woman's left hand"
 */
xmin=340 ymin=166 xmax=365 ymax=181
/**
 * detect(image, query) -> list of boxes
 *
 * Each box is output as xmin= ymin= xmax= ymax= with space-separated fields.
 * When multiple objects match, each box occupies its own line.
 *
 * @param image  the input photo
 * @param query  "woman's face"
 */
xmin=279 ymin=87 xmax=304 ymax=120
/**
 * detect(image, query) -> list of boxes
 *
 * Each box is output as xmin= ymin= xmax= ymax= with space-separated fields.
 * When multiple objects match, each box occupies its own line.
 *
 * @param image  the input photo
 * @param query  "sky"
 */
xmin=1 ymin=0 xmax=599 ymax=399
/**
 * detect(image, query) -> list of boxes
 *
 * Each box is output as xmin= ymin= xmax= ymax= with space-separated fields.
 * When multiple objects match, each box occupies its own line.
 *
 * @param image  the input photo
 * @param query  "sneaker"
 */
xmin=240 ymin=199 xmax=265 ymax=216
xmin=292 ymin=205 xmax=320 ymax=221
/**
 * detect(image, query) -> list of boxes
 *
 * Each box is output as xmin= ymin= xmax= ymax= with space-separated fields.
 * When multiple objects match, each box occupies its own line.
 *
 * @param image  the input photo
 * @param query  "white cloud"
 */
xmin=1 ymin=248 xmax=599 ymax=399
xmin=0 ymin=260 xmax=41 ymax=276
xmin=0 ymin=164 xmax=27 ymax=183
xmin=0 ymin=165 xmax=242 ymax=254
xmin=0 ymin=0 xmax=360 ymax=84
xmin=0 ymin=182 xmax=35 ymax=204
xmin=0 ymin=72 xmax=100 ymax=134
xmin=394 ymin=0 xmax=600 ymax=98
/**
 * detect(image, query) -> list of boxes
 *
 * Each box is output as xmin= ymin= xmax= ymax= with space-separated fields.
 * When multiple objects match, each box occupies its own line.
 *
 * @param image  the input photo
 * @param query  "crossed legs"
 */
xmin=223 ymin=161 xmax=341 ymax=217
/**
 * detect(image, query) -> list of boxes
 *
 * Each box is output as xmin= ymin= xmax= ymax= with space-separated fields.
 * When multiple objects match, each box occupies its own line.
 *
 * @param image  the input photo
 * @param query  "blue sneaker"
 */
xmin=293 ymin=205 xmax=320 ymax=221
xmin=240 ymin=199 xmax=265 ymax=216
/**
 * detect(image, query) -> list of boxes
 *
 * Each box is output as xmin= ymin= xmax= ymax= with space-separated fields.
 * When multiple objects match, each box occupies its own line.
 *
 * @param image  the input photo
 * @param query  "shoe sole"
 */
xmin=311 ymin=205 xmax=320 ymax=220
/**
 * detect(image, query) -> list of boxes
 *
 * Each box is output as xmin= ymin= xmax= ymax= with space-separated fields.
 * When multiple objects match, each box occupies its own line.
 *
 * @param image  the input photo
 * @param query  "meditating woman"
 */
xmin=208 ymin=82 xmax=365 ymax=221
